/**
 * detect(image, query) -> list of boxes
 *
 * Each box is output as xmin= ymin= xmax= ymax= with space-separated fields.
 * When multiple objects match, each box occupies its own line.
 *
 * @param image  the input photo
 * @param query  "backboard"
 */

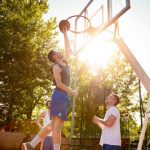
xmin=78 ymin=0 xmax=130 ymax=34
xmin=70 ymin=0 xmax=130 ymax=51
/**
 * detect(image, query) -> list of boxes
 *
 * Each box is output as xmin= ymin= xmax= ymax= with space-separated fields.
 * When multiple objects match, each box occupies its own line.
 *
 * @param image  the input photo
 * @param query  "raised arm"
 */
xmin=63 ymin=30 xmax=71 ymax=61
xmin=59 ymin=20 xmax=71 ymax=61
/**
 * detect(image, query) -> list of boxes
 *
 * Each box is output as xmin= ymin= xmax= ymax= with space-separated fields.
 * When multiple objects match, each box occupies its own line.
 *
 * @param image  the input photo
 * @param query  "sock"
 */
xmin=54 ymin=144 xmax=60 ymax=150
xmin=30 ymin=134 xmax=42 ymax=148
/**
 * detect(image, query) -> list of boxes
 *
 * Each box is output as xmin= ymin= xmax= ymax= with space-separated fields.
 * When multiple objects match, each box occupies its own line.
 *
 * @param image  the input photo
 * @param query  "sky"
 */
xmin=44 ymin=0 xmax=150 ymax=89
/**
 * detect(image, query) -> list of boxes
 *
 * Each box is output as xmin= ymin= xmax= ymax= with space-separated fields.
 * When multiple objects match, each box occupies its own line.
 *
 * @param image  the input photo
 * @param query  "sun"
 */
xmin=78 ymin=32 xmax=118 ymax=74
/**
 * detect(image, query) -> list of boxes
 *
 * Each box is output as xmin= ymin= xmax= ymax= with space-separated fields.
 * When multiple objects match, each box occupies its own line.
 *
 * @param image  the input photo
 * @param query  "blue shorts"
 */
xmin=50 ymin=89 xmax=70 ymax=121
xmin=103 ymin=144 xmax=121 ymax=150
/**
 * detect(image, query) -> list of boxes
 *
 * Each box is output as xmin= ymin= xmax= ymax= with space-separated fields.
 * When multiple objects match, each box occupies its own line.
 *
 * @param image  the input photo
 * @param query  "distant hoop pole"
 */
xmin=66 ymin=15 xmax=92 ymax=34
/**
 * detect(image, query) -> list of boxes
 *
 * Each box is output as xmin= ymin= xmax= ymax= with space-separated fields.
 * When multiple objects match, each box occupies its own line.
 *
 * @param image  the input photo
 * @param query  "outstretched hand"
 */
xmin=92 ymin=115 xmax=100 ymax=124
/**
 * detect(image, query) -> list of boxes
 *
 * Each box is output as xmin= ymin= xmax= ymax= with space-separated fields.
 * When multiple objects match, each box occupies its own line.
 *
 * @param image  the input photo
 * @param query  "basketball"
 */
xmin=59 ymin=20 xmax=70 ymax=33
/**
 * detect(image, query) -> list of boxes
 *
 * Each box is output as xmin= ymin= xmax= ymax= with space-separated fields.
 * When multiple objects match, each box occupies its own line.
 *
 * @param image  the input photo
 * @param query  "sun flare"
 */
xmin=78 ymin=32 xmax=118 ymax=74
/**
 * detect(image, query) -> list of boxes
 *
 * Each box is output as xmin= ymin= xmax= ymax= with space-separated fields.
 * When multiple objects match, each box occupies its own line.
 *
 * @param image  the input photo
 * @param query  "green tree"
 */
xmin=0 ymin=0 xmax=57 ymax=129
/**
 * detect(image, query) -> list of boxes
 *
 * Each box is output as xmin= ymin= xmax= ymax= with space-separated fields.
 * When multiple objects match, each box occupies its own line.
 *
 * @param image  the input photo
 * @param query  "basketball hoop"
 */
xmin=59 ymin=15 xmax=93 ymax=34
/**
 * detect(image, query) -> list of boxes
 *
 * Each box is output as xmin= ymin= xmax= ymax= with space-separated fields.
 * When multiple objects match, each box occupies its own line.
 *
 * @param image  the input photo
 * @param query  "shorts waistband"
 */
xmin=55 ymin=87 xmax=68 ymax=94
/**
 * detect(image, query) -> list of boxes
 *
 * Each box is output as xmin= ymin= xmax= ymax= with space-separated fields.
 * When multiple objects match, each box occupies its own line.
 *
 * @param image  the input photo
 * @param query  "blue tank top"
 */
xmin=52 ymin=61 xmax=70 ymax=88
xmin=58 ymin=63 xmax=70 ymax=86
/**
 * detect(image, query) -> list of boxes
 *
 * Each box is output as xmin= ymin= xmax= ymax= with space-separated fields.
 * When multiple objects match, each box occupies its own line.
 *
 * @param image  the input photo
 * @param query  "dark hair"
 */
xmin=112 ymin=94 xmax=120 ymax=105
xmin=48 ymin=50 xmax=56 ymax=63
xmin=46 ymin=100 xmax=51 ymax=106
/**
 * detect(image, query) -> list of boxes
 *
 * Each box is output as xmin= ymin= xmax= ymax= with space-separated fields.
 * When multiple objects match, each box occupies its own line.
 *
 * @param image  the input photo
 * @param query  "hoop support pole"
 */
xmin=69 ymin=19 xmax=78 ymax=150
xmin=114 ymin=37 xmax=150 ymax=93
xmin=114 ymin=37 xmax=150 ymax=150
xmin=137 ymin=99 xmax=150 ymax=150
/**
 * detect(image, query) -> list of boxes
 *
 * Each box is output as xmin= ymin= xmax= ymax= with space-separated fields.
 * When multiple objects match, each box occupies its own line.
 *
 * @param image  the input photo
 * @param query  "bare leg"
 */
xmin=23 ymin=122 xmax=53 ymax=149
xmin=52 ymin=116 xmax=64 ymax=150
xmin=38 ymin=121 xmax=53 ymax=138
xmin=22 ymin=122 xmax=53 ymax=150
xmin=40 ymin=140 xmax=43 ymax=150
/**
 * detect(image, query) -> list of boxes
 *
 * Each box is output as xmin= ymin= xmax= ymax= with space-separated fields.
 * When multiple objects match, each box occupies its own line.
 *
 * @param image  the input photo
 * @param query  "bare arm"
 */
xmin=53 ymin=65 xmax=77 ymax=96
xmin=93 ymin=115 xmax=116 ymax=128
xmin=35 ymin=111 xmax=45 ymax=129
xmin=63 ymin=30 xmax=71 ymax=61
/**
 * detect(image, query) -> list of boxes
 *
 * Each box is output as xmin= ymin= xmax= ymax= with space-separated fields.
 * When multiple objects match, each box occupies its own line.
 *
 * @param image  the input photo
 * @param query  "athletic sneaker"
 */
xmin=22 ymin=142 xmax=34 ymax=150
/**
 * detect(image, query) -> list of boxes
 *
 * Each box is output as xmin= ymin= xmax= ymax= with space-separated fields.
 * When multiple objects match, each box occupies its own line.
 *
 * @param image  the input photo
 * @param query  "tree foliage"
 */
xmin=0 ymin=0 xmax=57 ymax=129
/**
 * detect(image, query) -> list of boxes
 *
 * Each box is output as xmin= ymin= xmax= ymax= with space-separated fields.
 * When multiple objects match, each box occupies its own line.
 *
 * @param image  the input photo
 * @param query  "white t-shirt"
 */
xmin=43 ymin=111 xmax=52 ymax=136
xmin=100 ymin=106 xmax=121 ymax=146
